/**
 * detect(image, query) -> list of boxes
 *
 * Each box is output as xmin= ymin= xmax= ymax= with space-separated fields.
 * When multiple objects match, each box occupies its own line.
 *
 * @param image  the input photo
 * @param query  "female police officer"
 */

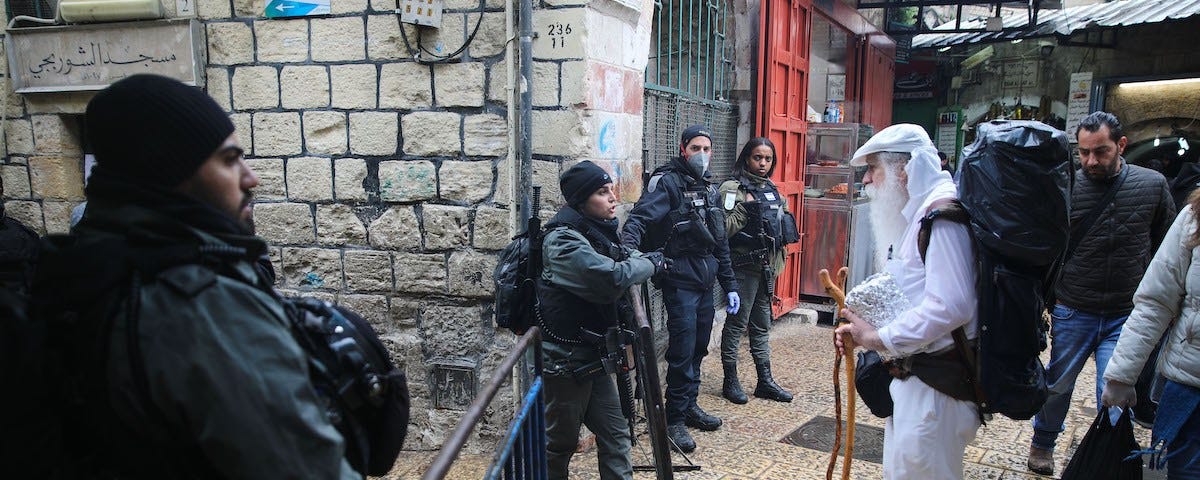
xmin=718 ymin=137 xmax=798 ymax=404
xmin=539 ymin=161 xmax=666 ymax=479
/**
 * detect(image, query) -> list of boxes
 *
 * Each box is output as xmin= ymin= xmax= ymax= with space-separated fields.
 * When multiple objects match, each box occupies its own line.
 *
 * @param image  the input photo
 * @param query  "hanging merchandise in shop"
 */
xmin=856 ymin=0 xmax=1055 ymax=36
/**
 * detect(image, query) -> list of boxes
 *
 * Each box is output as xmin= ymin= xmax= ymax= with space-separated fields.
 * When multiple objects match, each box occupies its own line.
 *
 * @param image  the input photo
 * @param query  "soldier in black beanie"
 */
xmin=539 ymin=161 xmax=666 ymax=479
xmin=20 ymin=75 xmax=362 ymax=478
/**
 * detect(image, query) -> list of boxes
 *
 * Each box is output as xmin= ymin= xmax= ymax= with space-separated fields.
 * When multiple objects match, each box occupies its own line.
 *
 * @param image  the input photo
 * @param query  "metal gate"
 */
xmin=756 ymin=0 xmax=812 ymax=316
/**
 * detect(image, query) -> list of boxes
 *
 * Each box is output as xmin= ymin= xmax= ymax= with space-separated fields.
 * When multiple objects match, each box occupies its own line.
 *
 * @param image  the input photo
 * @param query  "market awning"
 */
xmin=911 ymin=0 xmax=1200 ymax=49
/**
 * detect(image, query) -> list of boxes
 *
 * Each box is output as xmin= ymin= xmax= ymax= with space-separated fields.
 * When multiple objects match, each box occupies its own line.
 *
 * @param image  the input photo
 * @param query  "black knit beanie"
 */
xmin=559 ymin=161 xmax=612 ymax=207
xmin=86 ymin=74 xmax=235 ymax=187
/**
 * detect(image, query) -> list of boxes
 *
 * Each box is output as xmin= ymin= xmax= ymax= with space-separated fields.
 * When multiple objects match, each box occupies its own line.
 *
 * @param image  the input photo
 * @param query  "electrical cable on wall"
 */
xmin=396 ymin=0 xmax=487 ymax=64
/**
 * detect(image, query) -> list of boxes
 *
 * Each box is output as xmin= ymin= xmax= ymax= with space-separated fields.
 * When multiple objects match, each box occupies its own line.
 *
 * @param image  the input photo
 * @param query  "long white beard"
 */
xmin=866 ymin=174 xmax=910 ymax=270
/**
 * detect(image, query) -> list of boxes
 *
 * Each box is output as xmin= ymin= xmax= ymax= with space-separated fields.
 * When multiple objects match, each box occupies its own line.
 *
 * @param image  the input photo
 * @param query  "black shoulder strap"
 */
xmin=918 ymin=199 xmax=970 ymax=263
xmin=915 ymin=200 xmax=987 ymax=420
xmin=1064 ymin=165 xmax=1129 ymax=263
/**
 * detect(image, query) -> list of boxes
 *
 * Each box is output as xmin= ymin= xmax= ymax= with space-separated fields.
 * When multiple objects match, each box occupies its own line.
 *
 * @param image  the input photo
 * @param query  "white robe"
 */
xmin=873 ymin=143 xmax=981 ymax=479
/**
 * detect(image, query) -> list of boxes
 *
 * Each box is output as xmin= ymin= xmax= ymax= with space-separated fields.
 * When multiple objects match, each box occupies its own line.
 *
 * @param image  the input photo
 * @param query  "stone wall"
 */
xmin=200 ymin=0 xmax=518 ymax=451
xmin=527 ymin=0 xmax=654 ymax=204
xmin=0 ymin=0 xmax=656 ymax=457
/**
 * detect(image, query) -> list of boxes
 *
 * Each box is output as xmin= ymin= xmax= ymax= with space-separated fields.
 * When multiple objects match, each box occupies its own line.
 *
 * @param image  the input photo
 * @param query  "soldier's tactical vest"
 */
xmin=538 ymin=209 xmax=628 ymax=345
xmin=727 ymin=176 xmax=800 ymax=251
xmin=640 ymin=167 xmax=720 ymax=258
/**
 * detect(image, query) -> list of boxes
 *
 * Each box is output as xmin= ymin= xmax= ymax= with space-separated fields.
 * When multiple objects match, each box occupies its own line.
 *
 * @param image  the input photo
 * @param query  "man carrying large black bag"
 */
xmin=833 ymin=124 xmax=982 ymax=479
xmin=837 ymin=120 xmax=1075 ymax=479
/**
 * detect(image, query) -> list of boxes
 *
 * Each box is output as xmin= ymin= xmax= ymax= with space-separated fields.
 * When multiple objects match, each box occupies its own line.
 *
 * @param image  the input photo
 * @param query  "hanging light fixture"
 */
xmin=1181 ymin=138 xmax=1190 ymax=151
xmin=1154 ymin=137 xmax=1161 ymax=147
xmin=1180 ymin=149 xmax=1188 ymax=157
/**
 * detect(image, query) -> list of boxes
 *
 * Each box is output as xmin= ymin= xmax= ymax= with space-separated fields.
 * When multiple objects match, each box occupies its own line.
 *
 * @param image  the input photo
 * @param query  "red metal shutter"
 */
xmin=757 ymin=0 xmax=811 ymax=317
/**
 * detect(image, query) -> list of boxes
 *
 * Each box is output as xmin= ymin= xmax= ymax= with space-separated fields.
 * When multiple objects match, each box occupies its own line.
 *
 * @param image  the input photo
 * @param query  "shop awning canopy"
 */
xmin=911 ymin=0 xmax=1200 ymax=49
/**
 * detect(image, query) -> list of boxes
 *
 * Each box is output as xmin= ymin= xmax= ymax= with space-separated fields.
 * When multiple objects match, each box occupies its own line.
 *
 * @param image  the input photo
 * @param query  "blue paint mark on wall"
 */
xmin=302 ymin=272 xmax=325 ymax=287
xmin=598 ymin=119 xmax=616 ymax=155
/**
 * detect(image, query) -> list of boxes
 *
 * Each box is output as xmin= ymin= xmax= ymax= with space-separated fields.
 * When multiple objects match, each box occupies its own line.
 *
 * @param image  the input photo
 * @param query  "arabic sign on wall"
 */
xmin=7 ymin=19 xmax=203 ymax=94
xmin=265 ymin=0 xmax=330 ymax=18
xmin=1065 ymin=72 xmax=1094 ymax=143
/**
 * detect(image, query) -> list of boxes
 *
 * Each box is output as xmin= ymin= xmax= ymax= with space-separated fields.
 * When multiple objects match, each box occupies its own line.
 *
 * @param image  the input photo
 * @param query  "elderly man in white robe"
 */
xmin=834 ymin=124 xmax=981 ymax=479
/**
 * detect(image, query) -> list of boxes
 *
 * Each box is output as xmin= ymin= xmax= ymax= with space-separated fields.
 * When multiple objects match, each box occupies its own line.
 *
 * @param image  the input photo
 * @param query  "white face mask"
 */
xmin=686 ymin=152 xmax=711 ymax=178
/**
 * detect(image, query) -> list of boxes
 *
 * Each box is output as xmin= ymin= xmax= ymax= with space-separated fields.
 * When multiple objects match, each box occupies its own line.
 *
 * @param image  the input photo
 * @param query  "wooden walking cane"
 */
xmin=820 ymin=267 xmax=854 ymax=480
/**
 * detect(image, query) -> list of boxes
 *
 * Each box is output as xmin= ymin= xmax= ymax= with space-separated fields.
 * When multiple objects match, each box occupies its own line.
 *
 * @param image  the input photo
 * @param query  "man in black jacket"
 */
xmin=621 ymin=125 xmax=740 ymax=453
xmin=1027 ymin=111 xmax=1176 ymax=476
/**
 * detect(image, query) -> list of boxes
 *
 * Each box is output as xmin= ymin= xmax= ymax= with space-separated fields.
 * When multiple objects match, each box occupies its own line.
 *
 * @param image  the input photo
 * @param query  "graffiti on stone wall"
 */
xmin=598 ymin=119 xmax=617 ymax=155
xmin=380 ymin=163 xmax=436 ymax=202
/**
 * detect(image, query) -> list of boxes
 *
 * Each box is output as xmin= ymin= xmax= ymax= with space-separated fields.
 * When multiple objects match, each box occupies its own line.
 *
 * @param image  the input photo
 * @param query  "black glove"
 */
xmin=642 ymin=251 xmax=671 ymax=275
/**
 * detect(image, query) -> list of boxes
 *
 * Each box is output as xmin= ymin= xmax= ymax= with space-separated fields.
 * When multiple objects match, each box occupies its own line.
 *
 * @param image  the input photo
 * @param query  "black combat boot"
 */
xmin=684 ymin=404 xmax=722 ymax=431
xmin=753 ymin=360 xmax=794 ymax=402
xmin=667 ymin=423 xmax=696 ymax=453
xmin=722 ymin=363 xmax=748 ymax=404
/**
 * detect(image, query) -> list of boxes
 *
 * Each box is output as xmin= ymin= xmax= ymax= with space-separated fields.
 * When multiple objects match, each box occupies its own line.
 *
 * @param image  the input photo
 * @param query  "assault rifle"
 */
xmin=568 ymin=284 xmax=702 ymax=478
xmin=526 ymin=186 xmax=543 ymax=299
xmin=730 ymin=201 xmax=780 ymax=304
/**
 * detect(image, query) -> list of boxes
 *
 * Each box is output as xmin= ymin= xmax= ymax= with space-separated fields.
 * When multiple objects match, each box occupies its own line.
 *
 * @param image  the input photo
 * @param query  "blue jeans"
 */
xmin=1167 ymin=410 xmax=1200 ymax=479
xmin=1031 ymin=304 xmax=1126 ymax=450
xmin=662 ymin=286 xmax=715 ymax=425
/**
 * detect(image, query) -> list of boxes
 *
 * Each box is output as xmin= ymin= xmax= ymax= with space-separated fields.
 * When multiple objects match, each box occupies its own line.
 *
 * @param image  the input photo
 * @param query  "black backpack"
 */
xmin=493 ymin=227 xmax=543 ymax=334
xmin=494 ymin=190 xmax=544 ymax=334
xmin=939 ymin=120 xmax=1072 ymax=420
xmin=284 ymin=298 xmax=410 ymax=476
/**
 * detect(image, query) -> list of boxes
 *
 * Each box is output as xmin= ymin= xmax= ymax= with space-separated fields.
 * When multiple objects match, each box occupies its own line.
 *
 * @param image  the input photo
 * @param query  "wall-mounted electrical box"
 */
xmin=399 ymin=0 xmax=441 ymax=28
xmin=58 ymin=0 xmax=162 ymax=23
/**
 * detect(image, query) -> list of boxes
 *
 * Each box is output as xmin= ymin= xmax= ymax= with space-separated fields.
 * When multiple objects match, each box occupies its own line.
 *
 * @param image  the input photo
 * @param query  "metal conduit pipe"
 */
xmin=505 ymin=0 xmax=518 ymax=232
xmin=518 ymin=0 xmax=534 ymax=222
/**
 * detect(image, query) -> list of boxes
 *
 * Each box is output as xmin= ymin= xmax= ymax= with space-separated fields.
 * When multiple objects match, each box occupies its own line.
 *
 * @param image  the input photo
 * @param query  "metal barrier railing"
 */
xmin=422 ymin=327 xmax=546 ymax=480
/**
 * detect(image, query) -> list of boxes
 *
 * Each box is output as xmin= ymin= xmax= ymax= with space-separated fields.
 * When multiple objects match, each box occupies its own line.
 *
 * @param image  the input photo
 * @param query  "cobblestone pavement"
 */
xmin=385 ymin=313 xmax=1157 ymax=479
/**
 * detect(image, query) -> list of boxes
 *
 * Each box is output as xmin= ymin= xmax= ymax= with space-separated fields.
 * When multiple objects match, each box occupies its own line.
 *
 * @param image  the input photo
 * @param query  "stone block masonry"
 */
xmin=2 ymin=0 xmax=656 ymax=458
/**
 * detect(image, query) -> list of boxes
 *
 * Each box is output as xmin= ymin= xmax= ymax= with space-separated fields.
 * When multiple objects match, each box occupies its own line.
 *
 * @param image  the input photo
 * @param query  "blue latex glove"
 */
xmin=726 ymin=292 xmax=740 ymax=315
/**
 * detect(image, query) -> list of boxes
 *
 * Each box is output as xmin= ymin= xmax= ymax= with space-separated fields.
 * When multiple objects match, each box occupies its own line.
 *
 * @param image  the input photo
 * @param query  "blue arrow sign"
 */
xmin=264 ymin=0 xmax=329 ymax=18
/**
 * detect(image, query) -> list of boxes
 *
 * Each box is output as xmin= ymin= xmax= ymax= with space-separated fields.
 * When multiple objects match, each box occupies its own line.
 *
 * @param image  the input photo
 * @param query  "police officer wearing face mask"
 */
xmin=621 ymin=125 xmax=740 ymax=453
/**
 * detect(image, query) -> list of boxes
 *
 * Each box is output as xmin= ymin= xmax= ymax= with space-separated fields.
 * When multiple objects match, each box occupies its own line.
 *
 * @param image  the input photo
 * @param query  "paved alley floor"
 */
xmin=386 ymin=315 xmax=1157 ymax=479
